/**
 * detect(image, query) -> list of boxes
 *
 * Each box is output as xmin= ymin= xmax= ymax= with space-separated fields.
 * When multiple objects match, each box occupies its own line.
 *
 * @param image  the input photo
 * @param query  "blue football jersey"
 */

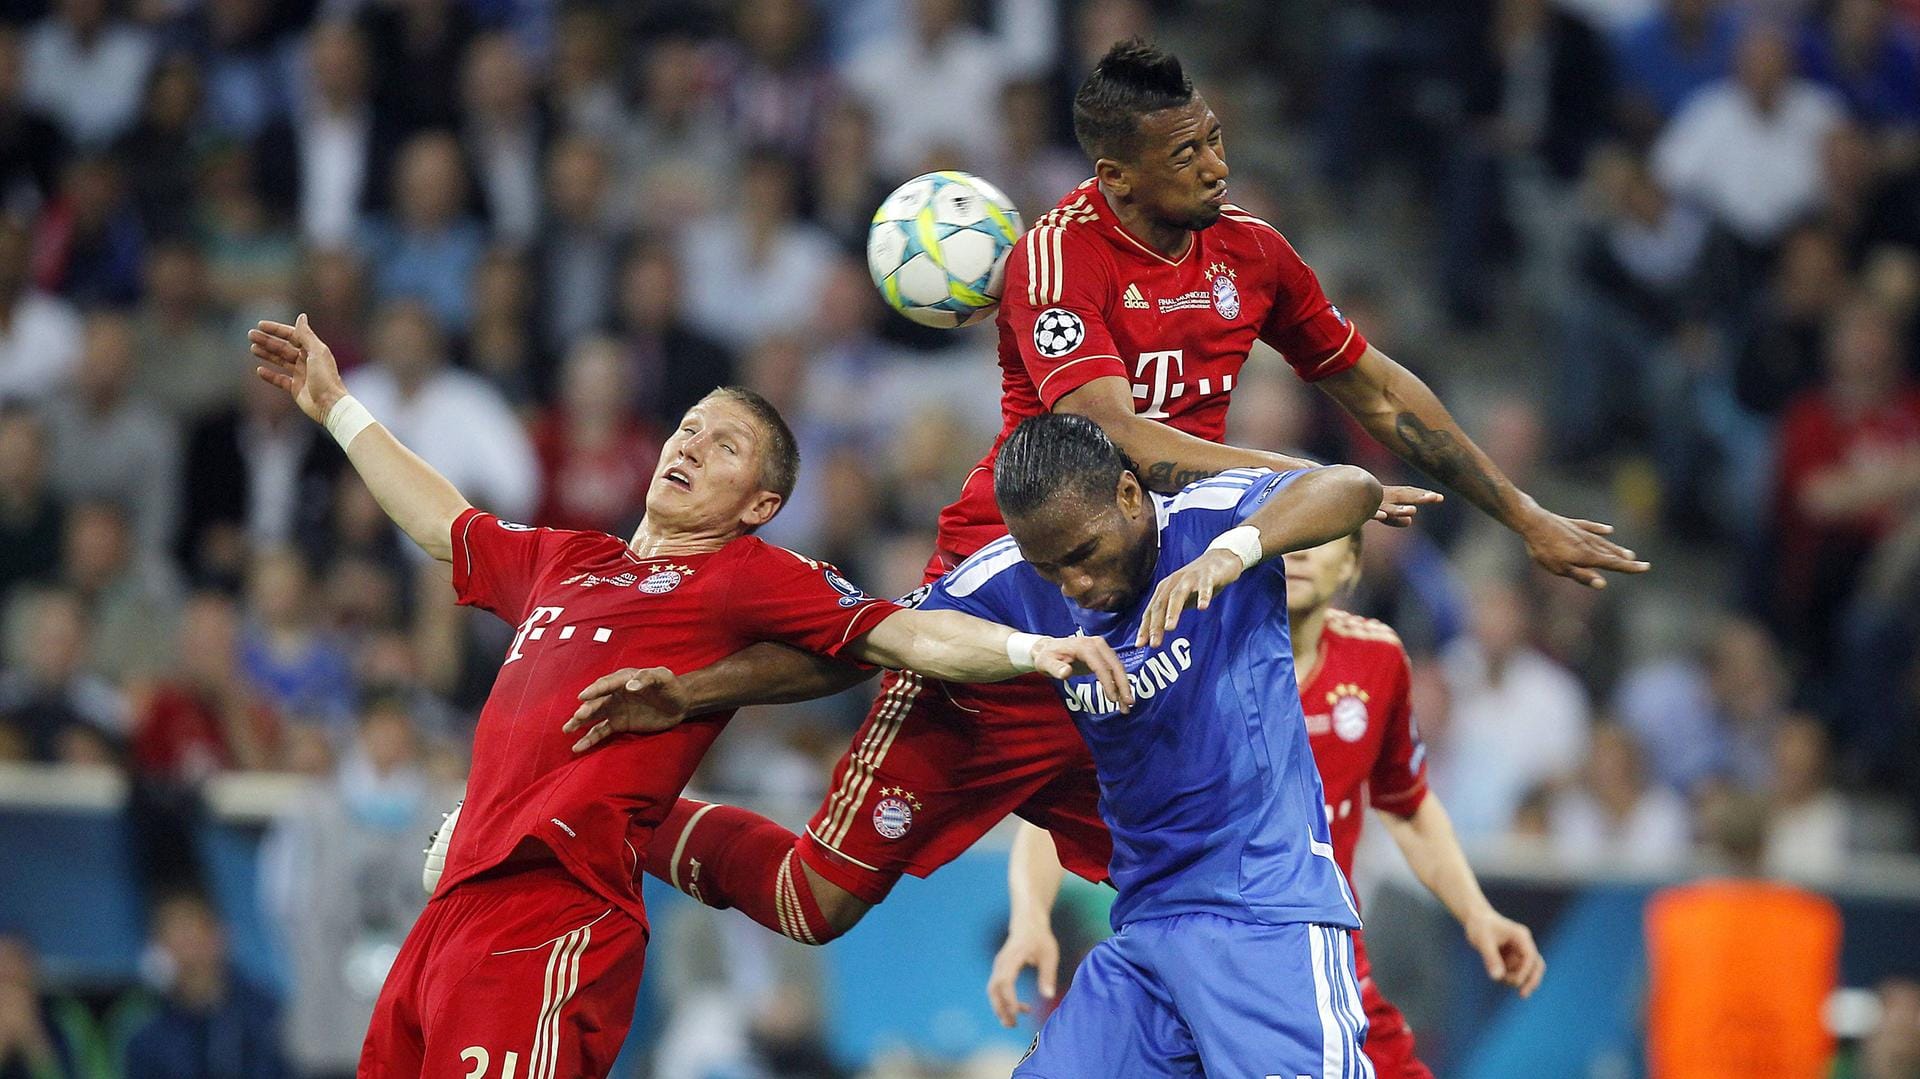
xmin=921 ymin=468 xmax=1360 ymax=931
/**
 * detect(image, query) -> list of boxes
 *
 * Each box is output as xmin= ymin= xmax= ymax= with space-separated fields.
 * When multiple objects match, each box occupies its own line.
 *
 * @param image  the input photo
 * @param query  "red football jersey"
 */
xmin=438 ymin=508 xmax=901 ymax=924
xmin=935 ymin=179 xmax=1370 ymax=558
xmin=1298 ymin=610 xmax=1430 ymax=880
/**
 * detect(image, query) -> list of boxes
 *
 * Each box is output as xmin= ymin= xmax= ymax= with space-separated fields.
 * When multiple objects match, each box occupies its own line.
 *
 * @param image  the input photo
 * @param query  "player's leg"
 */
xmin=1011 ymin=741 xmax=1112 ymax=884
xmin=357 ymin=894 xmax=445 ymax=1078
xmin=1354 ymin=933 xmax=1434 ymax=1079
xmin=1011 ymin=926 xmax=1200 ymax=1079
xmin=1157 ymin=916 xmax=1373 ymax=1079
xmin=402 ymin=866 xmax=647 ymax=1079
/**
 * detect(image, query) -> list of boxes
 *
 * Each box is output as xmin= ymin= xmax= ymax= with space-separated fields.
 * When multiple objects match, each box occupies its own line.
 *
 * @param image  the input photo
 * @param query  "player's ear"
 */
xmin=741 ymin=491 xmax=783 ymax=530
xmin=1094 ymin=157 xmax=1130 ymax=199
xmin=1115 ymin=470 xmax=1143 ymax=516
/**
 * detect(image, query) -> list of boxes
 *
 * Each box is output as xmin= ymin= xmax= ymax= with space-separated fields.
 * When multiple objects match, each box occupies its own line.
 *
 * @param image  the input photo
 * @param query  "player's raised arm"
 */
xmin=1056 ymin=376 xmax=1440 ymax=527
xmin=1315 ymin=345 xmax=1651 ymax=587
xmin=250 ymin=315 xmax=471 ymax=563
xmin=1139 ymin=464 xmax=1381 ymax=647
xmin=850 ymin=609 xmax=1134 ymax=711
xmin=563 ymin=645 xmax=877 ymax=753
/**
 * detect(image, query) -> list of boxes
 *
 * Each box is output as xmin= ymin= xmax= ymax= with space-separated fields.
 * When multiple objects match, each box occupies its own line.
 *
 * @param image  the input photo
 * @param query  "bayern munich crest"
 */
xmin=1209 ymin=262 xmax=1240 ymax=320
xmin=1329 ymin=683 xmax=1371 ymax=742
xmin=872 ymin=787 xmax=923 ymax=839
xmin=639 ymin=568 xmax=683 ymax=594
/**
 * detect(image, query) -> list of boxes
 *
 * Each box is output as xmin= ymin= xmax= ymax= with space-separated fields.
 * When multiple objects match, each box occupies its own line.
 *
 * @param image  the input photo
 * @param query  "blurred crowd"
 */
xmin=2 ymin=0 xmax=1920 ymax=1074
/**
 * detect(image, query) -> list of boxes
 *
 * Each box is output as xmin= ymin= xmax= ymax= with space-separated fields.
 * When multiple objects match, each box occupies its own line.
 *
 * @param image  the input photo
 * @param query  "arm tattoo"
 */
xmin=1389 ymin=412 xmax=1510 ymax=519
xmin=1144 ymin=461 xmax=1221 ymax=492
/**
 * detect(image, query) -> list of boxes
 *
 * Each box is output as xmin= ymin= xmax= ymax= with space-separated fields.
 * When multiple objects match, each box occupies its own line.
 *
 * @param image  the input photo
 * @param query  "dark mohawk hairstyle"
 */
xmin=1071 ymin=38 xmax=1194 ymax=164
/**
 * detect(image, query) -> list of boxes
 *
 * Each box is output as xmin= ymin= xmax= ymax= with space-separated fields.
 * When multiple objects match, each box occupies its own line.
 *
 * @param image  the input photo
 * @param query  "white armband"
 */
xmin=324 ymin=394 xmax=377 ymax=449
xmin=1206 ymin=525 xmax=1264 ymax=571
xmin=1005 ymin=632 xmax=1042 ymax=673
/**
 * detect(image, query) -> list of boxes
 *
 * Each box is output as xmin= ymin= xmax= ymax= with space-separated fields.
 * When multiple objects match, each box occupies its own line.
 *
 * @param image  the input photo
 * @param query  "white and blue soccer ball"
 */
xmin=866 ymin=171 xmax=1023 ymax=329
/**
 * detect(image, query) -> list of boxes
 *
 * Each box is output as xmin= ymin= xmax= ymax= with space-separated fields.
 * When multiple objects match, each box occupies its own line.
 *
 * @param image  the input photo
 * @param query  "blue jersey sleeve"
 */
xmin=1160 ymin=468 xmax=1310 ymax=542
xmin=912 ymin=537 xmax=1029 ymax=625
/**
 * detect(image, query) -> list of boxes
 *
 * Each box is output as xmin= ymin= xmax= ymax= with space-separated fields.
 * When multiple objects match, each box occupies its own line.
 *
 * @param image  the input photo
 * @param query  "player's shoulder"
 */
xmin=1322 ymin=608 xmax=1408 ymax=656
xmin=1213 ymin=204 xmax=1309 ymax=266
xmin=1159 ymin=468 xmax=1274 ymax=516
xmin=730 ymin=536 xmax=829 ymax=573
xmin=1010 ymin=182 xmax=1109 ymax=295
xmin=939 ymin=534 xmax=1031 ymax=598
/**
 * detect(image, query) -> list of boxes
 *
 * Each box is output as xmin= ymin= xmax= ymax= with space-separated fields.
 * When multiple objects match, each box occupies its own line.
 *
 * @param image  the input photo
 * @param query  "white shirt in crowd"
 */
xmin=349 ymin=365 xmax=540 ymax=522
xmin=1435 ymin=641 xmax=1593 ymax=845
xmin=678 ymin=217 xmax=839 ymax=352
xmin=1548 ymin=786 xmax=1694 ymax=873
xmin=0 ymin=293 xmax=83 ymax=403
xmin=1766 ymin=793 xmax=1849 ymax=883
xmin=1652 ymin=79 xmax=1845 ymax=246
xmin=23 ymin=18 xmax=156 ymax=149
xmin=299 ymin=108 xmax=373 ymax=248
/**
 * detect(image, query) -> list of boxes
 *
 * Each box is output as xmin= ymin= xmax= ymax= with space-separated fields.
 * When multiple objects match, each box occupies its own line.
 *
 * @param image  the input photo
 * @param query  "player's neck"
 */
xmin=626 ymin=518 xmax=737 ymax=559
xmin=1099 ymin=181 xmax=1193 ymax=260
xmin=1290 ymin=605 xmax=1329 ymax=683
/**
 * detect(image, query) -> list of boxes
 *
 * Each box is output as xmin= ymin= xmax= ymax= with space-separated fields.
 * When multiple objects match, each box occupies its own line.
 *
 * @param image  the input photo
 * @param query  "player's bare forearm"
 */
xmin=1056 ymin=376 xmax=1316 ymax=489
xmin=1244 ymin=465 xmax=1382 ymax=560
xmin=853 ymin=611 xmax=1132 ymax=706
xmin=684 ymin=643 xmax=874 ymax=711
xmin=1374 ymin=797 xmax=1495 ymax=927
xmin=1008 ymin=821 xmax=1066 ymax=932
xmin=1316 ymin=347 xmax=1529 ymax=529
xmin=251 ymin=316 xmax=469 ymax=563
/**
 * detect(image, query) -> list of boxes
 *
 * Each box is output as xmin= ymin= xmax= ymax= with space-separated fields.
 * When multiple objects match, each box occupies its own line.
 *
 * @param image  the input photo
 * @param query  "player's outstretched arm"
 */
xmin=250 ymin=315 xmax=470 ymax=563
xmin=563 ymin=645 xmax=877 ymax=753
xmin=1057 ymin=376 xmax=1441 ymax=527
xmin=852 ymin=610 xmax=1134 ymax=709
xmin=1315 ymin=346 xmax=1651 ymax=587
xmin=1374 ymin=796 xmax=1545 ymax=998
xmin=988 ymin=821 xmax=1067 ymax=1027
xmin=1139 ymin=464 xmax=1381 ymax=647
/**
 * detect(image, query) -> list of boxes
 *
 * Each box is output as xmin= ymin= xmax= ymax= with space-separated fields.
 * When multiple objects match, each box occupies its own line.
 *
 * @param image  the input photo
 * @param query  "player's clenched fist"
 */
xmin=1136 ymin=548 xmax=1244 ymax=649
xmin=249 ymin=314 xmax=348 ymax=423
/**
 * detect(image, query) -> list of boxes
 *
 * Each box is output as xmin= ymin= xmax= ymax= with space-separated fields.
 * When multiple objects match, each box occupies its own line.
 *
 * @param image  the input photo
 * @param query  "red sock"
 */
xmin=646 ymin=798 xmax=838 ymax=945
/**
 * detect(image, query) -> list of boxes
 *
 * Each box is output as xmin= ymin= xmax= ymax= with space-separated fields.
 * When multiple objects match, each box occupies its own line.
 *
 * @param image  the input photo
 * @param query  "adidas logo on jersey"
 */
xmin=1123 ymin=283 xmax=1149 ymax=309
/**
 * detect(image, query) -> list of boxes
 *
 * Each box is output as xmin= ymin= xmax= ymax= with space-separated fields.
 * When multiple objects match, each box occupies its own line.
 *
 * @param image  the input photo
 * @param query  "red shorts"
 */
xmin=359 ymin=863 xmax=646 ymax=1079
xmin=1355 ymin=931 xmax=1433 ymax=1079
xmin=797 ymin=551 xmax=1112 ymax=904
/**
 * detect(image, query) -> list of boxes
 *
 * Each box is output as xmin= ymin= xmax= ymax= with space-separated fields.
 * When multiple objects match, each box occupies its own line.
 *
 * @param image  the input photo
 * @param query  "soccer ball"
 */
xmin=866 ymin=171 xmax=1023 ymax=329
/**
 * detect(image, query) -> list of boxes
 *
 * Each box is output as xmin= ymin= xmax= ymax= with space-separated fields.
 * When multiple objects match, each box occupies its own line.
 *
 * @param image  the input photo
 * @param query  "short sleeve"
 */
xmin=1002 ymin=225 xmax=1126 ymax=408
xmin=1367 ymin=649 xmax=1430 ymax=817
xmin=449 ymin=508 xmax=590 ymax=622
xmin=722 ymin=543 xmax=904 ymax=658
xmin=1255 ymin=232 xmax=1368 ymax=382
xmin=1231 ymin=468 xmax=1310 ymax=523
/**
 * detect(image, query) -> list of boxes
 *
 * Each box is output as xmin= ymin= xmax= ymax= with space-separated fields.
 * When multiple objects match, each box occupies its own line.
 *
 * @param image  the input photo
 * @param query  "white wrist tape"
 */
xmin=324 ymin=394 xmax=377 ymax=449
xmin=1005 ymin=632 xmax=1042 ymax=673
xmin=1207 ymin=525 xmax=1264 ymax=571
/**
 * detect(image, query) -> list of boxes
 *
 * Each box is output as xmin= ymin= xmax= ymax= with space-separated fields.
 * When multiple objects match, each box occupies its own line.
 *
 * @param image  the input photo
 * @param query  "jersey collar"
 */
xmin=1086 ymin=181 xmax=1196 ymax=267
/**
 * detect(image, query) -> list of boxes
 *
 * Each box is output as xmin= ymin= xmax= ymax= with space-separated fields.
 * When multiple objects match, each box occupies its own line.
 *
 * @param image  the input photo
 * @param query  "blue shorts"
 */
xmin=1014 ymin=914 xmax=1373 ymax=1079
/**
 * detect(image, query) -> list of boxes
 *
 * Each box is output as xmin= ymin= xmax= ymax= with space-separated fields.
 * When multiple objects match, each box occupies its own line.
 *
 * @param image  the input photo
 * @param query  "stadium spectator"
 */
xmin=31 ymin=155 xmax=143 ymax=307
xmin=547 ymin=8 xmax=623 ymax=142
xmin=1613 ymin=0 xmax=1742 ymax=137
xmin=293 ymin=248 xmax=371 ymax=372
xmin=359 ymin=131 xmax=485 ymax=332
xmin=0 ymin=216 xmax=81 ymax=404
xmin=1652 ymin=22 xmax=1847 ymax=252
xmin=1434 ymin=577 xmax=1593 ymax=844
xmin=531 ymin=336 xmax=661 ymax=534
xmin=1734 ymin=224 xmax=1852 ymax=417
xmin=238 ymin=547 xmax=355 ymax=734
xmin=354 ymin=0 xmax=474 ymax=138
xmin=129 ymin=592 xmax=279 ymax=785
xmin=458 ymin=31 xmax=547 ymax=249
xmin=1846 ymin=978 xmax=1920 ymax=1079
xmin=1818 ymin=123 xmax=1920 ymax=262
xmin=346 ymin=300 xmax=538 ymax=520
xmin=1548 ymin=722 xmax=1693 ymax=871
xmin=1765 ymin=715 xmax=1851 ymax=881
xmin=679 ymin=147 xmax=838 ymax=352
xmin=261 ymin=698 xmax=443 ymax=1079
xmin=42 ymin=311 xmax=181 ymax=555
xmin=194 ymin=143 xmax=297 ymax=308
xmin=113 ymin=53 xmax=206 ymax=243
xmin=59 ymin=500 xmax=181 ymax=683
xmin=0 ymin=28 xmax=66 ymax=210
xmin=20 ymin=0 xmax=155 ymax=151
xmin=177 ymin=0 xmax=287 ymax=142
xmin=0 ymin=933 xmax=84 ymax=1079
xmin=728 ymin=0 xmax=838 ymax=156
xmin=1797 ymin=0 xmax=1920 ymax=131
xmin=464 ymin=248 xmax=540 ymax=406
xmin=619 ymin=36 xmax=738 ymax=232
xmin=1613 ymin=614 xmax=1790 ymax=792
xmin=805 ymin=97 xmax=889 ymax=248
xmin=610 ymin=238 xmax=736 ymax=430
xmin=121 ymin=892 xmax=287 ymax=1079
xmin=533 ymin=134 xmax=620 ymax=355
xmin=1773 ymin=297 xmax=1920 ymax=666
xmin=131 ymin=241 xmax=238 ymax=425
xmin=0 ymin=406 xmax=64 ymax=601
xmin=0 ymin=588 xmax=123 ymax=764
xmin=255 ymin=20 xmax=393 ymax=249
xmin=986 ymin=79 xmax=1093 ymax=237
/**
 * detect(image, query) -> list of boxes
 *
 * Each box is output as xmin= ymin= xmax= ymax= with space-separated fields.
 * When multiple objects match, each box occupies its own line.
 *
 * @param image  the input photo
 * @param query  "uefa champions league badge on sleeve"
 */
xmin=1033 ymin=308 xmax=1086 ymax=358
xmin=1208 ymin=262 xmax=1240 ymax=320
xmin=871 ymin=787 xmax=923 ymax=839
xmin=824 ymin=567 xmax=868 ymax=608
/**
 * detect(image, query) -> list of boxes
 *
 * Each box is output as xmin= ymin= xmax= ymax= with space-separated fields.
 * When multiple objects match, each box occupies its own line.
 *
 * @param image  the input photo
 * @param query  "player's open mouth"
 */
xmin=1205 ymin=186 xmax=1227 ymax=206
xmin=664 ymin=467 xmax=692 ymax=491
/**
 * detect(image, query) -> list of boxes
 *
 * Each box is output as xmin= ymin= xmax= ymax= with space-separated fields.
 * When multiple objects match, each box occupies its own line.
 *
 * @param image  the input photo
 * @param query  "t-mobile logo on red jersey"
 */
xmin=1132 ymin=350 xmax=1236 ymax=419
